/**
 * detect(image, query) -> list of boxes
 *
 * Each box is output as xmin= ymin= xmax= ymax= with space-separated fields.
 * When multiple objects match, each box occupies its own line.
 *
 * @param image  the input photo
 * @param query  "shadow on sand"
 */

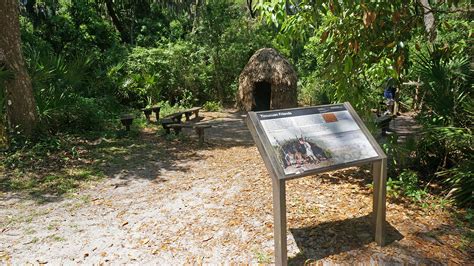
xmin=289 ymin=214 xmax=403 ymax=265
xmin=0 ymin=110 xmax=254 ymax=204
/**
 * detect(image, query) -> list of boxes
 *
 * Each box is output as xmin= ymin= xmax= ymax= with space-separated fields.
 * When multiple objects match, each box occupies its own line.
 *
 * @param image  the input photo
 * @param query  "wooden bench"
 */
xmin=151 ymin=106 xmax=161 ymax=120
xmin=160 ymin=118 xmax=175 ymax=134
xmin=141 ymin=107 xmax=153 ymax=122
xmin=182 ymin=107 xmax=202 ymax=121
xmin=160 ymin=112 xmax=185 ymax=134
xmin=141 ymin=106 xmax=161 ymax=122
xmin=120 ymin=114 xmax=134 ymax=131
xmin=163 ymin=112 xmax=184 ymax=123
xmin=166 ymin=123 xmax=211 ymax=146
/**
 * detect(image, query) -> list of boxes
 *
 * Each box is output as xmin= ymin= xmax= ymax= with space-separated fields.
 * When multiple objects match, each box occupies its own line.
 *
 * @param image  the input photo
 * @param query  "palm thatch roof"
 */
xmin=236 ymin=48 xmax=298 ymax=111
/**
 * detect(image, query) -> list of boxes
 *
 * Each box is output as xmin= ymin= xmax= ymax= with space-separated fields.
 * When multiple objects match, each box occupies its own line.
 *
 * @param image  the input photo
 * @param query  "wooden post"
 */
xmin=372 ymin=158 xmax=387 ymax=246
xmin=152 ymin=106 xmax=160 ymax=121
xmin=272 ymin=177 xmax=287 ymax=266
xmin=196 ymin=127 xmax=204 ymax=146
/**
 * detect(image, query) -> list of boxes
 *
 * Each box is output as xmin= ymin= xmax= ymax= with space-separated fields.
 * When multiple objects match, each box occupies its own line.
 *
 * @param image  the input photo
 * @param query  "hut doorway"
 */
xmin=252 ymin=81 xmax=271 ymax=111
xmin=237 ymin=48 xmax=297 ymax=111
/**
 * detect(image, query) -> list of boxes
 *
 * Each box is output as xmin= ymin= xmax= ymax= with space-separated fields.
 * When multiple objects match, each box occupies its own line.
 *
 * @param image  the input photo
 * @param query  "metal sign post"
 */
xmin=372 ymin=158 xmax=387 ymax=245
xmin=272 ymin=177 xmax=287 ymax=265
xmin=247 ymin=102 xmax=387 ymax=266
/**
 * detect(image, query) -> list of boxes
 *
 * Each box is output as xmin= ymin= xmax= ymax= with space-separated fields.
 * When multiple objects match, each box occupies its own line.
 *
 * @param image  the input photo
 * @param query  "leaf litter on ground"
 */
xmin=0 ymin=110 xmax=472 ymax=264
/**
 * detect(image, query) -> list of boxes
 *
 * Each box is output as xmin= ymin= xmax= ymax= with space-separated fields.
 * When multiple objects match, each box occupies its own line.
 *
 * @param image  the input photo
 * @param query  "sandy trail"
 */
xmin=0 ymin=110 xmax=471 ymax=264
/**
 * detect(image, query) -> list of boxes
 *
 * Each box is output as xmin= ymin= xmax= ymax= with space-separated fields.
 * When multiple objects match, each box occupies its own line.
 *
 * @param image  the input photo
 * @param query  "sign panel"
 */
xmin=248 ymin=102 xmax=382 ymax=179
xmin=247 ymin=102 xmax=387 ymax=265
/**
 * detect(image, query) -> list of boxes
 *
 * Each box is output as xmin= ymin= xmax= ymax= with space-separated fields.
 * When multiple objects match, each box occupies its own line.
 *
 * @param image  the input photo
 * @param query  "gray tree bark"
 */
xmin=0 ymin=0 xmax=39 ymax=137
xmin=418 ymin=0 xmax=437 ymax=42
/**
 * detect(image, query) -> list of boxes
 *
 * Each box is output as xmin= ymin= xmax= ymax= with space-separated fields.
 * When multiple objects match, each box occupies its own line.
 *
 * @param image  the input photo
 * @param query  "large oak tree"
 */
xmin=0 ymin=0 xmax=38 ymax=137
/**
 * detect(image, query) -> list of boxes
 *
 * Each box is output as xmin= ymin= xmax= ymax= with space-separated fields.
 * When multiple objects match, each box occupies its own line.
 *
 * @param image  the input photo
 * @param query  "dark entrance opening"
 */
xmin=252 ymin=81 xmax=271 ymax=111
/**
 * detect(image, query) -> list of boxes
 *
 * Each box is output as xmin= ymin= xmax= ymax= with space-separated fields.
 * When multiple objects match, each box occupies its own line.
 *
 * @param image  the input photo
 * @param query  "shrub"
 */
xmin=156 ymin=101 xmax=182 ymax=117
xmin=112 ymin=43 xmax=207 ymax=108
xmin=410 ymin=45 xmax=473 ymax=207
xmin=203 ymin=101 xmax=223 ymax=112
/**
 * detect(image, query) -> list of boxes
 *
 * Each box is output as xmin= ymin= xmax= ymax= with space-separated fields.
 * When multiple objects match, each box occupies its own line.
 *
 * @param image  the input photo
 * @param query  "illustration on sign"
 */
xmin=257 ymin=104 xmax=378 ymax=176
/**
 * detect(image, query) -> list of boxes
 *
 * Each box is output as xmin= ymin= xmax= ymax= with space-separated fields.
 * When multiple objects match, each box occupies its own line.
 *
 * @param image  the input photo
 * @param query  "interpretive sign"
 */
xmin=247 ymin=102 xmax=387 ymax=266
xmin=255 ymin=103 xmax=380 ymax=178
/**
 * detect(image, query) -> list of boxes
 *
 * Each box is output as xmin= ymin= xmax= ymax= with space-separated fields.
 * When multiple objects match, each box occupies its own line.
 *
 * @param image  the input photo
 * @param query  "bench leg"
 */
xmin=143 ymin=110 xmax=152 ymax=123
xmin=193 ymin=110 xmax=199 ymax=119
xmin=195 ymin=128 xmax=204 ymax=146
xmin=185 ymin=113 xmax=191 ymax=121
xmin=154 ymin=111 xmax=160 ymax=121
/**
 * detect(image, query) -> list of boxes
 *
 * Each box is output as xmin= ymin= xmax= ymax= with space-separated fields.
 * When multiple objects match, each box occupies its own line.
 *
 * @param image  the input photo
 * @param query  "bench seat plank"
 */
xmin=165 ymin=122 xmax=211 ymax=146
xmin=181 ymin=107 xmax=202 ymax=121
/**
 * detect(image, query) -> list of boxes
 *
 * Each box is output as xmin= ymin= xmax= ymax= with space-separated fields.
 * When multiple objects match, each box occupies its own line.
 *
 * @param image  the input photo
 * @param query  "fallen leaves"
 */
xmin=0 ymin=251 xmax=11 ymax=263
xmin=1 ymin=110 xmax=471 ymax=264
xmin=139 ymin=238 xmax=150 ymax=245
xmin=363 ymin=11 xmax=377 ymax=28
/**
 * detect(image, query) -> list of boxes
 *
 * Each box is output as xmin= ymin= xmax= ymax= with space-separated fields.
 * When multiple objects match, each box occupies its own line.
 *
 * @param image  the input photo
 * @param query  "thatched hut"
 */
xmin=237 ymin=48 xmax=297 ymax=111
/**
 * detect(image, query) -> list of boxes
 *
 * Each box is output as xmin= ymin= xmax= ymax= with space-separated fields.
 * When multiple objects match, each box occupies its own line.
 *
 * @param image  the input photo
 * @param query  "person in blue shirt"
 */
xmin=383 ymin=77 xmax=398 ymax=115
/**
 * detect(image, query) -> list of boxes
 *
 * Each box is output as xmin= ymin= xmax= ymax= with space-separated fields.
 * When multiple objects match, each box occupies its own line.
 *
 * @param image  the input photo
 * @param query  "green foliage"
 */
xmin=4 ymin=131 xmax=89 ymax=167
xmin=192 ymin=0 xmax=273 ymax=103
xmin=410 ymin=44 xmax=473 ymax=207
xmin=110 ymin=0 xmax=272 ymax=107
xmin=413 ymin=46 xmax=471 ymax=126
xmin=438 ymin=160 xmax=473 ymax=207
xmin=382 ymin=134 xmax=417 ymax=171
xmin=387 ymin=170 xmax=428 ymax=201
xmin=24 ymin=46 xmax=115 ymax=133
xmin=1 ymin=135 xmax=103 ymax=196
xmin=12 ymin=0 xmax=471 ymax=208
xmin=259 ymin=0 xmax=472 ymax=207
xmin=15 ymin=0 xmax=273 ymax=136
xmin=203 ymin=101 xmax=223 ymax=112
xmin=112 ymin=43 xmax=207 ymax=107
xmin=157 ymin=101 xmax=183 ymax=117
xmin=258 ymin=1 xmax=414 ymax=112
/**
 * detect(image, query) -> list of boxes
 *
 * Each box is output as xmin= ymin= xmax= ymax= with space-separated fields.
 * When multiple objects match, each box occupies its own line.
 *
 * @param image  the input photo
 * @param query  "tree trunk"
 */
xmin=0 ymin=0 xmax=39 ymax=137
xmin=192 ymin=0 xmax=203 ymax=33
xmin=246 ymin=0 xmax=256 ymax=18
xmin=418 ymin=0 xmax=437 ymax=42
xmin=212 ymin=49 xmax=224 ymax=104
xmin=105 ymin=0 xmax=129 ymax=43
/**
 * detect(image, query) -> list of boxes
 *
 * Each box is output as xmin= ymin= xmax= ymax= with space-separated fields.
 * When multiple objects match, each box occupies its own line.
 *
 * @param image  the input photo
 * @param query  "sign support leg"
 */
xmin=272 ymin=177 xmax=287 ymax=266
xmin=372 ymin=158 xmax=387 ymax=246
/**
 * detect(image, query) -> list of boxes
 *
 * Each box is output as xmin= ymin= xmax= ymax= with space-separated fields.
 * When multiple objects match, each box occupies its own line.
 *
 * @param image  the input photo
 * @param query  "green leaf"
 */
xmin=344 ymin=56 xmax=353 ymax=74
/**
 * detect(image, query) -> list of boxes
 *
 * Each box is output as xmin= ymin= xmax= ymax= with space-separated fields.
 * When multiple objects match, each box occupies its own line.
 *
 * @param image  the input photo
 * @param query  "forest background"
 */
xmin=0 ymin=0 xmax=472 ymax=209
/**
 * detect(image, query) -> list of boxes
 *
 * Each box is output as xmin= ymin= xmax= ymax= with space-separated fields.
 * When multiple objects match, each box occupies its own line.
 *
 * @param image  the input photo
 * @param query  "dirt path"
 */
xmin=0 ymin=110 xmax=472 ymax=264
